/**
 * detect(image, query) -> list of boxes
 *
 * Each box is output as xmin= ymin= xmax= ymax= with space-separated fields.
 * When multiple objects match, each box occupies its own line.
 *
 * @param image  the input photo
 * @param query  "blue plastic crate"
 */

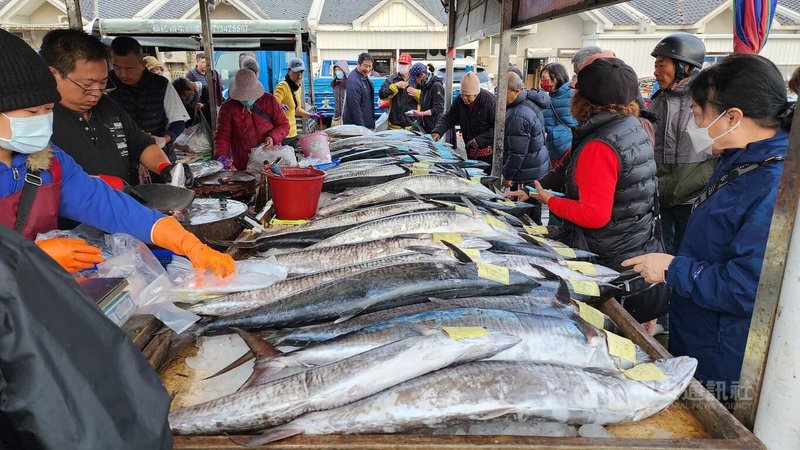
xmin=150 ymin=249 xmax=174 ymax=270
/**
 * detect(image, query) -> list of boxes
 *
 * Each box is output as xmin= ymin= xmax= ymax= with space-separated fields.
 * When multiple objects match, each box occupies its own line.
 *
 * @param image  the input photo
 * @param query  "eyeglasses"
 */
xmin=64 ymin=74 xmax=116 ymax=96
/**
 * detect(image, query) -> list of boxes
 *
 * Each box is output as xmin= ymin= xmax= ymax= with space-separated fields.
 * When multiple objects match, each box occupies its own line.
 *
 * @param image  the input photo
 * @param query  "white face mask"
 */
xmin=398 ymin=64 xmax=409 ymax=75
xmin=0 ymin=112 xmax=54 ymax=154
xmin=685 ymin=109 xmax=740 ymax=155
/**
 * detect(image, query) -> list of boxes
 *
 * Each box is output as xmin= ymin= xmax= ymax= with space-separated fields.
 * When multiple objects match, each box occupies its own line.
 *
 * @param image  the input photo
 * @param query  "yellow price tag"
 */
xmin=524 ymin=225 xmax=548 ymax=235
xmin=454 ymin=205 xmax=471 ymax=214
xmin=460 ymin=248 xmax=481 ymax=259
xmin=412 ymin=168 xmax=430 ymax=175
xmin=526 ymin=234 xmax=547 ymax=243
xmin=568 ymin=279 xmax=600 ymax=297
xmin=496 ymin=200 xmax=516 ymax=207
xmin=577 ymin=301 xmax=606 ymax=330
xmin=484 ymin=215 xmax=507 ymax=229
xmin=554 ymin=247 xmax=577 ymax=258
xmin=624 ymin=363 xmax=667 ymax=381
xmin=604 ymin=330 xmax=637 ymax=363
xmin=433 ymin=232 xmax=462 ymax=244
xmin=469 ymin=176 xmax=483 ymax=183
xmin=413 ymin=161 xmax=433 ymax=168
xmin=269 ymin=218 xmax=309 ymax=226
xmin=567 ymin=261 xmax=599 ymax=276
xmin=476 ymin=262 xmax=510 ymax=285
xmin=443 ymin=326 xmax=490 ymax=340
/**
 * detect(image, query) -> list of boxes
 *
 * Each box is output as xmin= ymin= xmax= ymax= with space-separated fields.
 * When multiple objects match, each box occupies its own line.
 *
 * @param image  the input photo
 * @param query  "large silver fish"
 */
xmin=241 ymin=307 xmax=647 ymax=383
xmin=254 ymin=357 xmax=698 ymax=443
xmin=168 ymin=331 xmax=521 ymax=434
xmin=309 ymin=210 xmax=521 ymax=248
xmin=269 ymin=235 xmax=491 ymax=276
xmin=316 ymin=174 xmax=499 ymax=216
xmin=199 ymin=261 xmax=542 ymax=334
xmin=216 ymin=202 xmax=441 ymax=249
xmin=187 ymin=252 xmax=455 ymax=317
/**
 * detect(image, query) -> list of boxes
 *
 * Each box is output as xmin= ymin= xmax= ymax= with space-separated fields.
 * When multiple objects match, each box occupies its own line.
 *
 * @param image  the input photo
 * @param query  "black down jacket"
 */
xmin=502 ymin=89 xmax=550 ymax=183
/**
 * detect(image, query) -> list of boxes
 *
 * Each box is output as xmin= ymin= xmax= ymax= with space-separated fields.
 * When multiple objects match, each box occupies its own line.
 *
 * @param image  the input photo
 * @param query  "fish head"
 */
xmin=436 ymin=330 xmax=521 ymax=362
xmin=628 ymin=356 xmax=699 ymax=421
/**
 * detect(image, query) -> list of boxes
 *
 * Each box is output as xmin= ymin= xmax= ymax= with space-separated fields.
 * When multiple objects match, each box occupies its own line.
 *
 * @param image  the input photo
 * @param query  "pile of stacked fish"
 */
xmin=171 ymin=128 xmax=697 ymax=442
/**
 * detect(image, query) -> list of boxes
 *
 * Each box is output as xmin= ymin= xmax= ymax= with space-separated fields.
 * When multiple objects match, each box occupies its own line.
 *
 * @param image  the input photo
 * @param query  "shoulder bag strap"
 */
xmin=14 ymin=170 xmax=43 ymax=233
xmin=693 ymin=156 xmax=784 ymax=211
xmin=250 ymin=105 xmax=273 ymax=123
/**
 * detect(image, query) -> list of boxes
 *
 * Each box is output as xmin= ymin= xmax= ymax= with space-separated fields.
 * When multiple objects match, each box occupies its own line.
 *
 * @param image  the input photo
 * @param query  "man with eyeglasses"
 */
xmin=41 ymin=29 xmax=188 ymax=188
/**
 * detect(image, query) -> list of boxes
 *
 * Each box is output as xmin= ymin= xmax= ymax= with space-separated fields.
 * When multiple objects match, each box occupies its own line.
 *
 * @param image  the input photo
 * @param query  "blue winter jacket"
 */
xmin=542 ymin=83 xmax=578 ymax=160
xmin=0 ymin=146 xmax=164 ymax=243
xmin=666 ymin=131 xmax=788 ymax=393
xmin=502 ymin=90 xmax=549 ymax=183
xmin=343 ymin=70 xmax=375 ymax=129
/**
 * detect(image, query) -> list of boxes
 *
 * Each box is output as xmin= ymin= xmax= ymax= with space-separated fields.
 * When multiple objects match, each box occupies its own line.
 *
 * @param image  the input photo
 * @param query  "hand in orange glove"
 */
xmin=151 ymin=217 xmax=235 ymax=279
xmin=35 ymin=238 xmax=104 ymax=273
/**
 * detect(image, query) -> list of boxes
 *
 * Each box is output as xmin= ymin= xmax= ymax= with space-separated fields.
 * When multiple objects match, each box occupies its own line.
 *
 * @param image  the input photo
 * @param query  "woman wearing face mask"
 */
xmin=214 ymin=69 xmax=290 ymax=170
xmin=405 ymin=62 xmax=445 ymax=134
xmin=539 ymin=62 xmax=578 ymax=168
xmin=0 ymin=30 xmax=235 ymax=277
xmin=331 ymin=60 xmax=350 ymax=127
xmin=623 ymin=54 xmax=795 ymax=404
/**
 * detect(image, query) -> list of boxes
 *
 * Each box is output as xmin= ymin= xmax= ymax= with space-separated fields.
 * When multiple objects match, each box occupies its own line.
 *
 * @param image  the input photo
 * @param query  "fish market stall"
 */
xmin=150 ymin=128 xmax=763 ymax=449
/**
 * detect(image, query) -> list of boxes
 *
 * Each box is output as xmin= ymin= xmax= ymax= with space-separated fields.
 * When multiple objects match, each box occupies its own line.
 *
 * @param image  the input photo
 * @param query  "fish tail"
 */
xmin=231 ymin=328 xmax=287 ymax=390
xmin=244 ymin=425 xmax=305 ymax=446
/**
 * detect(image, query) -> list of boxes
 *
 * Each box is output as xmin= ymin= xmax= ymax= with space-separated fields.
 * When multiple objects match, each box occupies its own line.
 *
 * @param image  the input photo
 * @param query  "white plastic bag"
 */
xmin=174 ymin=112 xmax=213 ymax=156
xmin=246 ymin=144 xmax=297 ymax=176
xmin=167 ymin=255 xmax=288 ymax=299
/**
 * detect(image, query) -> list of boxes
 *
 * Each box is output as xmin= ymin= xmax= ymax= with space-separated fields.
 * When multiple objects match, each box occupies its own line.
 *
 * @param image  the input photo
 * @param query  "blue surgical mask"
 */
xmin=335 ymin=69 xmax=344 ymax=78
xmin=0 ymin=112 xmax=53 ymax=154
xmin=240 ymin=99 xmax=256 ymax=108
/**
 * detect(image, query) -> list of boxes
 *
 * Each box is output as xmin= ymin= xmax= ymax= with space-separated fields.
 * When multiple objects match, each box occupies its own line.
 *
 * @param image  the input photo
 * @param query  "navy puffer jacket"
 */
xmin=542 ymin=83 xmax=578 ymax=159
xmin=502 ymin=90 xmax=549 ymax=183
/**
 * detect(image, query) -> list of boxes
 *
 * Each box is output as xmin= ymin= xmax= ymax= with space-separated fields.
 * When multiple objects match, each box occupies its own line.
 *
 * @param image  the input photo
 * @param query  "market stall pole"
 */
xmin=198 ymin=0 xmax=219 ymax=133
xmin=490 ymin=0 xmax=513 ymax=178
xmin=737 ymin=99 xmax=800 ymax=448
xmin=64 ymin=0 xmax=82 ymax=28
xmin=444 ymin=0 xmax=456 ymax=111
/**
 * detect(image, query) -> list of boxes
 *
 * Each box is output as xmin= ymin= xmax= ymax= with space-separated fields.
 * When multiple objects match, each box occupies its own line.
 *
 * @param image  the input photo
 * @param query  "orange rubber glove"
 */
xmin=35 ymin=238 xmax=104 ymax=273
xmin=151 ymin=217 xmax=235 ymax=278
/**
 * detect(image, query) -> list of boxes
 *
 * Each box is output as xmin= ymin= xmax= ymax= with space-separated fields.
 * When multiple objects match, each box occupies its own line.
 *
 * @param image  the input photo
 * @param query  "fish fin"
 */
xmin=478 ymin=407 xmax=516 ymax=421
xmin=202 ymin=351 xmax=255 ymax=380
xmin=460 ymin=196 xmax=481 ymax=216
xmin=440 ymin=240 xmax=474 ymax=263
xmin=556 ymin=279 xmax=573 ymax=306
xmin=531 ymin=264 xmax=561 ymax=281
xmin=243 ymin=426 xmax=304 ymax=446
xmin=334 ymin=309 xmax=366 ymax=324
xmin=346 ymin=384 xmax=366 ymax=397
xmin=238 ymin=360 xmax=288 ymax=391
xmin=403 ymin=188 xmax=449 ymax=209
xmin=231 ymin=327 xmax=283 ymax=360
xmin=519 ymin=214 xmax=536 ymax=226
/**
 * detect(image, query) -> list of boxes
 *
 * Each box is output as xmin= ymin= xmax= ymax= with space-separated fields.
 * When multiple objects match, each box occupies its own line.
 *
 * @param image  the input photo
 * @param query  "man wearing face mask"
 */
xmin=378 ymin=53 xmax=418 ymax=130
xmin=331 ymin=60 xmax=350 ymax=127
xmin=647 ymin=33 xmax=718 ymax=255
xmin=405 ymin=62 xmax=444 ymax=134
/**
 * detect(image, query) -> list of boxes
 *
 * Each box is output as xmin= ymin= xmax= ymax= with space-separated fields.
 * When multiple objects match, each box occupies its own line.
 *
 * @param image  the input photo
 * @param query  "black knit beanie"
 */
xmin=576 ymin=57 xmax=638 ymax=106
xmin=0 ymin=30 xmax=60 ymax=113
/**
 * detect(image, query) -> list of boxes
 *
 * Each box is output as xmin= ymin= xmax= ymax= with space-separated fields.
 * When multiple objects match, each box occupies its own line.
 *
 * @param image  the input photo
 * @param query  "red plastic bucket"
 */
xmin=266 ymin=167 xmax=326 ymax=220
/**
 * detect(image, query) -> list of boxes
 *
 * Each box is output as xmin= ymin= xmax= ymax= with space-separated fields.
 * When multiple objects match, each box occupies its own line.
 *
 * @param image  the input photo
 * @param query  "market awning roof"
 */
xmin=87 ymin=18 xmax=312 ymax=51
xmin=453 ymin=0 xmax=624 ymax=47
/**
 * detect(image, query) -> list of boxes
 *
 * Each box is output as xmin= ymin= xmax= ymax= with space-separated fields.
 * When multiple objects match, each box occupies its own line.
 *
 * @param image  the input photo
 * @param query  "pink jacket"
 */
xmin=214 ymin=94 xmax=290 ymax=169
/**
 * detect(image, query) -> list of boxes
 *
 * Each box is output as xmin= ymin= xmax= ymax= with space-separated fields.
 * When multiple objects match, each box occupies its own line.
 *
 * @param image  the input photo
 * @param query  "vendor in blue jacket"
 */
xmin=0 ymin=30 xmax=234 ymax=277
xmin=623 ymin=54 xmax=794 ymax=402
